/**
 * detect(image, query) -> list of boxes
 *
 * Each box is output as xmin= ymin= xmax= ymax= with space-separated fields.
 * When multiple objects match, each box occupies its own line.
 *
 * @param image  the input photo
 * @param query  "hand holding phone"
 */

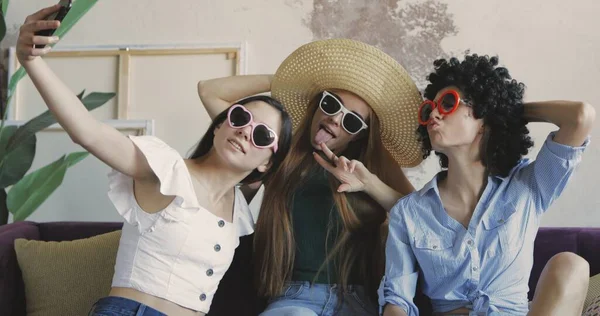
xmin=34 ymin=0 xmax=71 ymax=48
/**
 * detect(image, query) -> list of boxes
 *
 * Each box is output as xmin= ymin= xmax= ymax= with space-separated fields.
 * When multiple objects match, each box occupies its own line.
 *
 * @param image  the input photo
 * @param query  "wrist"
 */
xmin=363 ymin=171 xmax=379 ymax=195
xmin=18 ymin=56 xmax=39 ymax=68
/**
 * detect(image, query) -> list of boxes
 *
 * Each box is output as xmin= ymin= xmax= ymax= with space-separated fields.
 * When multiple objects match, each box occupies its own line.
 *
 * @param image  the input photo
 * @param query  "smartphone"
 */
xmin=34 ymin=0 xmax=72 ymax=48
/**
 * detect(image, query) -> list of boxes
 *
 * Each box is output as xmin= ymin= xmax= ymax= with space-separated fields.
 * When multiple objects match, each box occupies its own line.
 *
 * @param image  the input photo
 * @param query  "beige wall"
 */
xmin=2 ymin=0 xmax=598 ymax=226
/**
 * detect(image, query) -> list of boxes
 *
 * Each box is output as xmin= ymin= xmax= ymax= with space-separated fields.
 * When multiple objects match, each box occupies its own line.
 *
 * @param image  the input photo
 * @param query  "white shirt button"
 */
xmin=218 ymin=220 xmax=225 ymax=227
xmin=199 ymin=293 xmax=206 ymax=301
xmin=206 ymin=269 xmax=214 ymax=276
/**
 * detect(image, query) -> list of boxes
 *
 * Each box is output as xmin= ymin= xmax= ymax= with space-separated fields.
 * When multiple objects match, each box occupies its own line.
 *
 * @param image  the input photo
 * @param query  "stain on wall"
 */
xmin=308 ymin=0 xmax=457 ymax=90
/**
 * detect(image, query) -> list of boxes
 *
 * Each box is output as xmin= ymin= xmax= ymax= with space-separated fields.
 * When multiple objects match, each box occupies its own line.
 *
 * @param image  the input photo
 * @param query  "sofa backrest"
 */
xmin=3 ymin=222 xmax=599 ymax=315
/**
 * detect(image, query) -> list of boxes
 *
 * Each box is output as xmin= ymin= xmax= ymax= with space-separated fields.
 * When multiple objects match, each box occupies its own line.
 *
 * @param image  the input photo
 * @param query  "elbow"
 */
xmin=574 ymin=102 xmax=596 ymax=130
xmin=70 ymin=133 xmax=95 ymax=149
xmin=197 ymin=80 xmax=209 ymax=99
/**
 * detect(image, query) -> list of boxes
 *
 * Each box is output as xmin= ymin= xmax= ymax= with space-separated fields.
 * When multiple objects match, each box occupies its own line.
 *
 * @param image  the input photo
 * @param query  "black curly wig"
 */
xmin=417 ymin=54 xmax=534 ymax=177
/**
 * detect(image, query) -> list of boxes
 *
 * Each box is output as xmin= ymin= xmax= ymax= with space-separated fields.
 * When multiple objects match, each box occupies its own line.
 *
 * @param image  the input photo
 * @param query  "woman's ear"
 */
xmin=478 ymin=122 xmax=486 ymax=135
xmin=256 ymin=161 xmax=271 ymax=173
xmin=256 ymin=159 xmax=272 ymax=173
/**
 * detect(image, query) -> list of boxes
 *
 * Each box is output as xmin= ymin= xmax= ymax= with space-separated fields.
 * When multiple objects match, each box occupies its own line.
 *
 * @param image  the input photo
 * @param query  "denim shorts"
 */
xmin=88 ymin=296 xmax=166 ymax=316
xmin=259 ymin=281 xmax=378 ymax=316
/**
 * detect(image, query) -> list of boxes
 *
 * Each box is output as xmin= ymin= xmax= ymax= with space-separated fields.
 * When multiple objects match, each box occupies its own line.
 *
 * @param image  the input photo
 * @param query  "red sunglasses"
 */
xmin=227 ymin=104 xmax=279 ymax=153
xmin=418 ymin=89 xmax=463 ymax=125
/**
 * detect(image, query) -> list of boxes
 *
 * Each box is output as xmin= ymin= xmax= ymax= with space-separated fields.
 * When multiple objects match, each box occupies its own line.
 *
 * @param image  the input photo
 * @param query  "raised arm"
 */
xmin=511 ymin=101 xmax=595 ymax=212
xmin=197 ymin=75 xmax=273 ymax=119
xmin=17 ymin=6 xmax=154 ymax=181
xmin=524 ymin=100 xmax=595 ymax=147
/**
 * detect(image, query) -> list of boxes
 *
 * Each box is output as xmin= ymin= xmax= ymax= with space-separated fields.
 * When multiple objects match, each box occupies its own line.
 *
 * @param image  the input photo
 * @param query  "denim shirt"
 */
xmin=378 ymin=132 xmax=589 ymax=316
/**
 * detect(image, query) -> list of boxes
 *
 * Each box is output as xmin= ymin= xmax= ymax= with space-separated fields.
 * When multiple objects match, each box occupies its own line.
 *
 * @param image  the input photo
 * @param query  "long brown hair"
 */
xmin=253 ymin=92 xmax=406 ymax=300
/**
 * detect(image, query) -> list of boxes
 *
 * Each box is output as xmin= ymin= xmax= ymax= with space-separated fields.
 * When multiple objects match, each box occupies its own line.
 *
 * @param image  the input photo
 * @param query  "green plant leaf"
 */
xmin=0 ymin=12 xmax=6 ymax=42
xmin=7 ymin=151 xmax=88 ymax=221
xmin=76 ymin=89 xmax=86 ymax=100
xmin=6 ymin=92 xmax=115 ymax=152
xmin=6 ymin=67 xmax=25 ymax=105
xmin=0 ymin=189 xmax=8 ymax=226
xmin=4 ymin=0 xmax=100 ymax=115
xmin=79 ymin=92 xmax=116 ymax=109
xmin=0 ymin=126 xmax=36 ymax=189
xmin=52 ymin=0 xmax=98 ymax=42
xmin=1 ymin=0 xmax=9 ymax=17
xmin=63 ymin=151 xmax=88 ymax=166
xmin=0 ymin=125 xmax=15 ymax=158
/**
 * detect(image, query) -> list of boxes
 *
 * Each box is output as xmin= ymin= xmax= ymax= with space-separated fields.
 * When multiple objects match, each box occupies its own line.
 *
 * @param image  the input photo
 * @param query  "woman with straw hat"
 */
xmin=197 ymin=38 xmax=423 ymax=315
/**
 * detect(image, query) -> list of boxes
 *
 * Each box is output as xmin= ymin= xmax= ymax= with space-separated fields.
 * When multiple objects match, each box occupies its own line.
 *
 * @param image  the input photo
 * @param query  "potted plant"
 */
xmin=0 ymin=0 xmax=115 ymax=224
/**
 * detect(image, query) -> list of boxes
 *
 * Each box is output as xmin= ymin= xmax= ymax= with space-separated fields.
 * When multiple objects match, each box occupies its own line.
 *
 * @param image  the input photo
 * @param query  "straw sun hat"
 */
xmin=271 ymin=38 xmax=424 ymax=167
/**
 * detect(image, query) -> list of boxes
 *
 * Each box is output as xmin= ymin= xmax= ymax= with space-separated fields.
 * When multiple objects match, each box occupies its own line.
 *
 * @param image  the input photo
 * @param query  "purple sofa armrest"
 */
xmin=529 ymin=227 xmax=600 ymax=300
xmin=0 ymin=222 xmax=41 ymax=316
xmin=38 ymin=221 xmax=123 ymax=242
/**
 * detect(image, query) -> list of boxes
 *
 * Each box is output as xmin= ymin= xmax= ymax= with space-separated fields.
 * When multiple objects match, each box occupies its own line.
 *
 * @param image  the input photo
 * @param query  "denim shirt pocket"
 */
xmin=482 ymin=201 xmax=523 ymax=257
xmin=414 ymin=234 xmax=457 ymax=279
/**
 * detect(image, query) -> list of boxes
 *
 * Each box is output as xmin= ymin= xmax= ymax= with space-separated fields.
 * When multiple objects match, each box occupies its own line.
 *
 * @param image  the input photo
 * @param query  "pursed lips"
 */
xmin=428 ymin=120 xmax=441 ymax=130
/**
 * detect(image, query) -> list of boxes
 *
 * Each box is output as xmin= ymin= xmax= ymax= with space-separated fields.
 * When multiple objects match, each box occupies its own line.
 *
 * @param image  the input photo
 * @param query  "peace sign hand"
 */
xmin=312 ymin=142 xmax=373 ymax=193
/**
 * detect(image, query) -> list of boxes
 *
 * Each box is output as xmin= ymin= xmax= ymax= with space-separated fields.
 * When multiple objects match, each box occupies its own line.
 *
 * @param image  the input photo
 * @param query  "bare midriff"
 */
xmin=435 ymin=307 xmax=471 ymax=315
xmin=109 ymin=287 xmax=205 ymax=316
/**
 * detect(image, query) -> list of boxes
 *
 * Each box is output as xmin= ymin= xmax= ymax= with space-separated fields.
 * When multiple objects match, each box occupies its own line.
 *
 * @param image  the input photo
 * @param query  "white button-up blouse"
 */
xmin=107 ymin=135 xmax=255 ymax=313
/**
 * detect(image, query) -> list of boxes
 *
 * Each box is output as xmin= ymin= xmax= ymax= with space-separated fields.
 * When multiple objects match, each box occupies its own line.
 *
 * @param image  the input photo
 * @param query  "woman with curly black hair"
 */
xmin=378 ymin=54 xmax=595 ymax=316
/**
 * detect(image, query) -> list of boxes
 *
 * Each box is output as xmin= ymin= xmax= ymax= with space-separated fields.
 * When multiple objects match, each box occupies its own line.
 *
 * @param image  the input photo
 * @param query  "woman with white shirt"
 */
xmin=16 ymin=5 xmax=292 ymax=316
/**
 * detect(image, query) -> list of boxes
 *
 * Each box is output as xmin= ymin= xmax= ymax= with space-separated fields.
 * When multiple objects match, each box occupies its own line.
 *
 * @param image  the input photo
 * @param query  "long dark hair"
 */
xmin=189 ymin=95 xmax=293 ymax=184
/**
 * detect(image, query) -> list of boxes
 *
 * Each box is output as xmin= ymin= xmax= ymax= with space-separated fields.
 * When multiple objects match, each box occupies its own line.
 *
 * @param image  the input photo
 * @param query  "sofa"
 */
xmin=1 ymin=221 xmax=600 ymax=315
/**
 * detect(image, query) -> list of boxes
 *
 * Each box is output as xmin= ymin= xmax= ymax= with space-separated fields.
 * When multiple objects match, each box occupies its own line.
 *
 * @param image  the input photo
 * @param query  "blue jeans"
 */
xmin=88 ymin=296 xmax=166 ymax=316
xmin=260 ymin=281 xmax=378 ymax=316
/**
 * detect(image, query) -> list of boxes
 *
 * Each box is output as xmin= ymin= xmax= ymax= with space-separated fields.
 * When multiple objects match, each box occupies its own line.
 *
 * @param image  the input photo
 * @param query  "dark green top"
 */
xmin=290 ymin=167 xmax=345 ymax=284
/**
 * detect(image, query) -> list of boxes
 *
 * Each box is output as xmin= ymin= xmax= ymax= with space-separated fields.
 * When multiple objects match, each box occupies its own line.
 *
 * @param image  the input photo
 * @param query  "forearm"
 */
xmin=197 ymin=75 xmax=273 ymax=119
xmin=383 ymin=304 xmax=408 ymax=316
xmin=524 ymin=100 xmax=595 ymax=147
xmin=524 ymin=100 xmax=593 ymax=127
xmin=364 ymin=173 xmax=403 ymax=211
xmin=21 ymin=58 xmax=101 ymax=145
